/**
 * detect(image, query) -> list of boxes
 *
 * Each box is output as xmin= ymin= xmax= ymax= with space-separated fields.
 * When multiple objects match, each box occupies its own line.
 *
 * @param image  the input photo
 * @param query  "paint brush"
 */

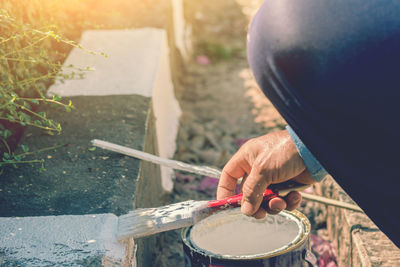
xmin=92 ymin=139 xmax=364 ymax=213
xmin=116 ymin=181 xmax=309 ymax=241
xmin=91 ymin=139 xmax=221 ymax=177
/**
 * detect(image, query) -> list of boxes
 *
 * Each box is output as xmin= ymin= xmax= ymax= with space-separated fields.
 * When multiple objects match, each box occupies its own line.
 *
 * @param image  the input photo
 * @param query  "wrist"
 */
xmin=286 ymin=126 xmax=328 ymax=182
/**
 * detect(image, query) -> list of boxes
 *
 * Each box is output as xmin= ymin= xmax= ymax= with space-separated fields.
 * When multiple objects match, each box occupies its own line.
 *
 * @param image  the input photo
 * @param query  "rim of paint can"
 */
xmin=182 ymin=209 xmax=310 ymax=261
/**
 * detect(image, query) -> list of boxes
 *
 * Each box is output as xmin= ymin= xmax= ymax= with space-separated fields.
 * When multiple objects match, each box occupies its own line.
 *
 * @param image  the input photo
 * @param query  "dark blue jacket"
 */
xmin=248 ymin=0 xmax=400 ymax=247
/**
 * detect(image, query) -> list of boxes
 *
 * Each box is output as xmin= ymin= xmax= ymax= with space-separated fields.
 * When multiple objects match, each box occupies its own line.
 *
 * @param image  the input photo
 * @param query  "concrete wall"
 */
xmin=0 ymin=28 xmax=182 ymax=266
xmin=320 ymin=177 xmax=400 ymax=266
xmin=172 ymin=0 xmax=192 ymax=62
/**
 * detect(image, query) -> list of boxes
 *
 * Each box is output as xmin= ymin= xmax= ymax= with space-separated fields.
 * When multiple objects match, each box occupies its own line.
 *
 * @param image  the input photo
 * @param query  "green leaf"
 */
xmin=6 ymin=114 xmax=15 ymax=122
xmin=3 ymin=129 xmax=11 ymax=139
xmin=52 ymin=94 xmax=61 ymax=101
xmin=21 ymin=144 xmax=29 ymax=153
xmin=88 ymin=147 xmax=96 ymax=152
xmin=23 ymin=101 xmax=31 ymax=109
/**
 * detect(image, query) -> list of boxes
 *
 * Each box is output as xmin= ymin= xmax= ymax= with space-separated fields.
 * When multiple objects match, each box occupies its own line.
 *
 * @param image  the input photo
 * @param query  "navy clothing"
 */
xmin=247 ymin=0 xmax=400 ymax=247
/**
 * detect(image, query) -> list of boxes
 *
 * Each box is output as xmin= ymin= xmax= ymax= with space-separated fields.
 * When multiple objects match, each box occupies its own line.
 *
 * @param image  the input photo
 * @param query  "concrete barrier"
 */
xmin=320 ymin=177 xmax=400 ymax=266
xmin=0 ymin=214 xmax=132 ymax=266
xmin=49 ymin=29 xmax=181 ymax=192
xmin=172 ymin=0 xmax=192 ymax=62
xmin=0 ymin=28 xmax=181 ymax=266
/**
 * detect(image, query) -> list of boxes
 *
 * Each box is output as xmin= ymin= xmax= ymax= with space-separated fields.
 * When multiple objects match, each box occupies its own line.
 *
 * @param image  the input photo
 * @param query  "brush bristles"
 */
xmin=117 ymin=200 xmax=209 ymax=240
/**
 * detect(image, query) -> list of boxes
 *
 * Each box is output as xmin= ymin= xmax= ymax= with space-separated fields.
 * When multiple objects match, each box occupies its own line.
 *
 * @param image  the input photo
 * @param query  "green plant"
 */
xmin=0 ymin=5 xmax=79 ymax=168
xmin=0 ymin=0 xmax=118 ymax=170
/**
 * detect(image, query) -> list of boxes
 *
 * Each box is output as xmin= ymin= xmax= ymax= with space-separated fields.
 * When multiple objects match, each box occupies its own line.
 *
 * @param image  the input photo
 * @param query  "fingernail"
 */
xmin=241 ymin=201 xmax=253 ymax=215
xmin=272 ymin=208 xmax=281 ymax=213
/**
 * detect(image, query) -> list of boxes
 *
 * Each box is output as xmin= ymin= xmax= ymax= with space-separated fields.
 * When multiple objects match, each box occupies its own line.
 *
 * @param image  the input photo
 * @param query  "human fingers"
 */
xmin=269 ymin=170 xmax=312 ymax=212
xmin=252 ymin=207 xmax=267 ymax=219
xmin=292 ymin=169 xmax=315 ymax=185
xmin=217 ymin=152 xmax=251 ymax=199
xmin=284 ymin=191 xmax=302 ymax=211
xmin=251 ymin=191 xmax=299 ymax=218
xmin=241 ymin=165 xmax=270 ymax=215
xmin=261 ymin=196 xmax=287 ymax=215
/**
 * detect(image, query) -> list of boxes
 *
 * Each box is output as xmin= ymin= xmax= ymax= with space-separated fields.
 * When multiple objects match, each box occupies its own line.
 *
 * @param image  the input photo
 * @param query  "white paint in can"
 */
xmin=190 ymin=208 xmax=303 ymax=257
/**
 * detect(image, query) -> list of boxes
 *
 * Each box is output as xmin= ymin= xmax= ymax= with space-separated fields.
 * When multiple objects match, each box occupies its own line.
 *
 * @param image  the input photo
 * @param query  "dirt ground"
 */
xmin=152 ymin=0 xmax=329 ymax=266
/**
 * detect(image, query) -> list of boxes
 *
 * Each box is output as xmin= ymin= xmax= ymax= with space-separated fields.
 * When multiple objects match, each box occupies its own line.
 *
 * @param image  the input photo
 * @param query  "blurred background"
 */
xmin=0 ymin=1 xmax=337 ymax=266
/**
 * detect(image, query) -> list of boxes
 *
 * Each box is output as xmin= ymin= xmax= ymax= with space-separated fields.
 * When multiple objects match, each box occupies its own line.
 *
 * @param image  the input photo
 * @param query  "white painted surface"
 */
xmin=48 ymin=29 xmax=181 ymax=192
xmin=152 ymin=30 xmax=181 ymax=192
xmin=172 ymin=0 xmax=192 ymax=61
xmin=0 ymin=214 xmax=129 ymax=266
xmin=48 ymin=29 xmax=164 ymax=97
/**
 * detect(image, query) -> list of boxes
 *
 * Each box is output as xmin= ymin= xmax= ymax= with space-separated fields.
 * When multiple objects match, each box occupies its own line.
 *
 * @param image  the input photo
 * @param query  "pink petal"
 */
xmin=196 ymin=55 xmax=211 ymax=65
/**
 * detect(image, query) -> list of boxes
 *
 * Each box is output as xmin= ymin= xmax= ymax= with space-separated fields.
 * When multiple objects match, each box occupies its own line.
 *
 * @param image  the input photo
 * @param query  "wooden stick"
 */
xmin=300 ymin=192 xmax=363 ymax=213
xmin=92 ymin=139 xmax=364 ymax=213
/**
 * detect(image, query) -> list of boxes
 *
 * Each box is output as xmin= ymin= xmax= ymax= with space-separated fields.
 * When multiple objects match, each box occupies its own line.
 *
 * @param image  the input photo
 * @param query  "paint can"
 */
xmin=182 ymin=208 xmax=316 ymax=267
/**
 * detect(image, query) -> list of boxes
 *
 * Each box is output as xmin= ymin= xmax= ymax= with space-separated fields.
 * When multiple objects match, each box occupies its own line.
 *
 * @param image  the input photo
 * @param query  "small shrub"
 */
xmin=0 ymin=2 xmax=79 ymax=168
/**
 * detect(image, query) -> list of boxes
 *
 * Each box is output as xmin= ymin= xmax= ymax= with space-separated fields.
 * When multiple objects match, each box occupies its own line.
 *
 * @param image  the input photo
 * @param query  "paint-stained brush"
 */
xmin=91 ymin=139 xmax=221 ymax=177
xmin=93 ymin=139 xmax=364 ymax=214
xmin=116 ymin=181 xmax=309 ymax=241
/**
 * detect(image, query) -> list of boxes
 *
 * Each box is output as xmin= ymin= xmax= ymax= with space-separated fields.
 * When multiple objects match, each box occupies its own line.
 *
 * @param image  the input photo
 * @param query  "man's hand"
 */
xmin=217 ymin=130 xmax=315 ymax=218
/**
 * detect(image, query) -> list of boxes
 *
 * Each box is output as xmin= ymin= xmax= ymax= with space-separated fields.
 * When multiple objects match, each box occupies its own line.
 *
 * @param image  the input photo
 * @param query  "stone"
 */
xmin=190 ymin=135 xmax=206 ymax=150
xmin=220 ymin=135 xmax=234 ymax=152
xmin=204 ymin=131 xmax=222 ymax=151
xmin=188 ymin=123 xmax=205 ymax=137
xmin=199 ymin=149 xmax=220 ymax=165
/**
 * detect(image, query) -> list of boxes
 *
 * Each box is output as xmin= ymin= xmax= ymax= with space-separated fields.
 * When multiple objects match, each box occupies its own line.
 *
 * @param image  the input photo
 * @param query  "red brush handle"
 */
xmin=207 ymin=188 xmax=278 ymax=209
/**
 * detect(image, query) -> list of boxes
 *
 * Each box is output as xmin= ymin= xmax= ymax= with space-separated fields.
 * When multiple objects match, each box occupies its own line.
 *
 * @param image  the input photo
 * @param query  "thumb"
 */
xmin=241 ymin=166 xmax=270 ymax=215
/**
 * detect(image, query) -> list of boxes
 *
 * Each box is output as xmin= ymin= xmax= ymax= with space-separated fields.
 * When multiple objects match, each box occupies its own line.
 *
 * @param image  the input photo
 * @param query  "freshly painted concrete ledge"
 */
xmin=0 ymin=214 xmax=132 ymax=266
xmin=49 ymin=28 xmax=181 ymax=192
xmin=48 ymin=29 xmax=164 ymax=98
xmin=0 ymin=28 xmax=181 ymax=266
xmin=172 ymin=0 xmax=192 ymax=61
